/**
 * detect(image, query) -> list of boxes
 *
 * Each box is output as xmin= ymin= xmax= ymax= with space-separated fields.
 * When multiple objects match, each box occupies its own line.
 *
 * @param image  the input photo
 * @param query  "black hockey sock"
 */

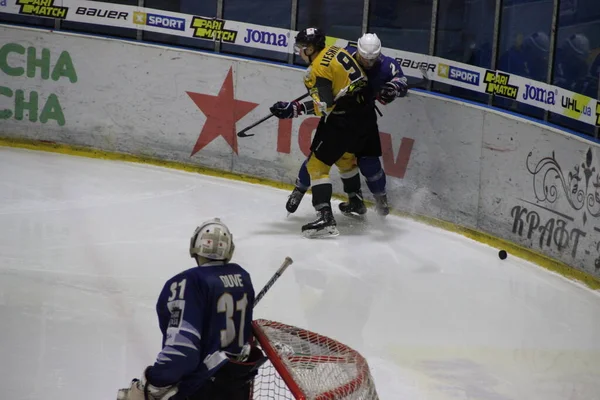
xmin=311 ymin=183 xmax=332 ymax=209
xmin=341 ymin=174 xmax=361 ymax=197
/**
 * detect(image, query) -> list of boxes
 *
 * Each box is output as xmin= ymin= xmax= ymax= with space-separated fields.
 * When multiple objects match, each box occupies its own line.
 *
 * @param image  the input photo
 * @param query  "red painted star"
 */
xmin=186 ymin=67 xmax=259 ymax=156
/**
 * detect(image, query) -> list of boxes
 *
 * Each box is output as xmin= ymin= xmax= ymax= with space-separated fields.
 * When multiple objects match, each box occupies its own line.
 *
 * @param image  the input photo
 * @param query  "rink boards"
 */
xmin=1 ymin=24 xmax=599 ymax=283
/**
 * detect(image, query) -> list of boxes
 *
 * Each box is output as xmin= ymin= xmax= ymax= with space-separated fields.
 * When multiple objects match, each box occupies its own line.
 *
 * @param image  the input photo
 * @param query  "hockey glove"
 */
xmin=270 ymin=101 xmax=305 ymax=119
xmin=117 ymin=368 xmax=178 ymax=400
xmin=377 ymin=79 xmax=408 ymax=104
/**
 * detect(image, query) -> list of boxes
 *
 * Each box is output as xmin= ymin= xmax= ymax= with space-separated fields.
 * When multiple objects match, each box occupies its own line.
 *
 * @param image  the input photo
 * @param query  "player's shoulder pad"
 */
xmin=158 ymin=268 xmax=196 ymax=299
xmin=225 ymin=262 xmax=252 ymax=277
xmin=382 ymin=54 xmax=404 ymax=75
xmin=180 ymin=264 xmax=220 ymax=283
xmin=303 ymin=66 xmax=316 ymax=88
xmin=344 ymin=41 xmax=358 ymax=55
xmin=166 ymin=269 xmax=191 ymax=283
xmin=381 ymin=53 xmax=400 ymax=67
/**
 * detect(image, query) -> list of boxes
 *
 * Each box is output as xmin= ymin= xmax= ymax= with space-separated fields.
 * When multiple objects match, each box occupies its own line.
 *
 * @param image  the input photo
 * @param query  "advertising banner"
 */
xmin=1 ymin=0 xmax=598 ymax=127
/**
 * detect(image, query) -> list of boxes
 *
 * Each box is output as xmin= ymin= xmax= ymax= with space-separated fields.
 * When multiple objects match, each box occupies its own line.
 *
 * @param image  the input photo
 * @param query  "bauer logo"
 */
xmin=243 ymin=29 xmax=289 ymax=48
xmin=191 ymin=17 xmax=237 ymax=43
xmin=484 ymin=70 xmax=518 ymax=99
xmin=522 ymin=84 xmax=556 ymax=105
xmin=133 ymin=12 xmax=185 ymax=31
xmin=438 ymin=64 xmax=480 ymax=86
xmin=395 ymin=58 xmax=436 ymax=74
xmin=76 ymin=7 xmax=128 ymax=20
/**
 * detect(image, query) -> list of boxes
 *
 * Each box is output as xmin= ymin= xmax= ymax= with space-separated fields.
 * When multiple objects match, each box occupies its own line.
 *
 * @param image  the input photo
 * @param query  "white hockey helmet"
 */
xmin=189 ymin=218 xmax=235 ymax=263
xmin=357 ymin=33 xmax=382 ymax=68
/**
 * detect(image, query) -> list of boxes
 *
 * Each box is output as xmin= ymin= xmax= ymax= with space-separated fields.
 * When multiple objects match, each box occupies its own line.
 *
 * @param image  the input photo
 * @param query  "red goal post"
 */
xmin=251 ymin=319 xmax=380 ymax=400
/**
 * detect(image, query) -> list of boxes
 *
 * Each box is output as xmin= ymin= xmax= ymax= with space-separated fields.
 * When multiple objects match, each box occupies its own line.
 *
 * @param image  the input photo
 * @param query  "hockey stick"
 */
xmin=237 ymin=94 xmax=310 ymax=138
xmin=238 ymin=75 xmax=367 ymax=138
xmin=254 ymin=256 xmax=294 ymax=308
xmin=407 ymin=65 xmax=430 ymax=90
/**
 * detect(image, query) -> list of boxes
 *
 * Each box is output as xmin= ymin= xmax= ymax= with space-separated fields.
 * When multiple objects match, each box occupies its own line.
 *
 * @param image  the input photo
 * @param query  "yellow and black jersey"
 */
xmin=303 ymin=45 xmax=368 ymax=116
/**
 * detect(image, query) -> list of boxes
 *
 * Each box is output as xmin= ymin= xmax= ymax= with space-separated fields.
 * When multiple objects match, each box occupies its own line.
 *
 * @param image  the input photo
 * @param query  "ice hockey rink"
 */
xmin=1 ymin=146 xmax=599 ymax=400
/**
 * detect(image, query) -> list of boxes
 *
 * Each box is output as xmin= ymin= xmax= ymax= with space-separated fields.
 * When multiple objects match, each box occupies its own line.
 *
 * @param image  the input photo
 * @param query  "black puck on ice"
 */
xmin=498 ymin=250 xmax=507 ymax=260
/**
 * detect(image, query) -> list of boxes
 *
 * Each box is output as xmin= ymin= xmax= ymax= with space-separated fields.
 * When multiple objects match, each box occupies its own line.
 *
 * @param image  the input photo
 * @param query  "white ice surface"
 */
xmin=1 ymin=147 xmax=599 ymax=400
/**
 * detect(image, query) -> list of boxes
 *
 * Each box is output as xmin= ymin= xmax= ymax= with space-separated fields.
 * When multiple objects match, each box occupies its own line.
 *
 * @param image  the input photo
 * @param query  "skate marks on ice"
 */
xmin=384 ymin=346 xmax=600 ymax=400
xmin=250 ymin=202 xmax=408 ymax=239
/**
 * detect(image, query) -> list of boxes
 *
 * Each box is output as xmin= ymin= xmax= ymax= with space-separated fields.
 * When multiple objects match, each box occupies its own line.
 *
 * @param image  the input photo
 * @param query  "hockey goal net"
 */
xmin=251 ymin=319 xmax=380 ymax=400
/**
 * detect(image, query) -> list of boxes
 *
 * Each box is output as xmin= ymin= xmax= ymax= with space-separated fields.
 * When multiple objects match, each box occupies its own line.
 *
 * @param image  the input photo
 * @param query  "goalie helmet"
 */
xmin=189 ymin=218 xmax=235 ymax=263
xmin=357 ymin=33 xmax=381 ymax=68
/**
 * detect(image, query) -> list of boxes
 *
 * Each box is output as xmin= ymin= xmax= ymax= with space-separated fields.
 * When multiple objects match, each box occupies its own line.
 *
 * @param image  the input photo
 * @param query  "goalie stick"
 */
xmin=254 ymin=256 xmax=294 ymax=308
xmin=224 ymin=256 xmax=293 ymax=362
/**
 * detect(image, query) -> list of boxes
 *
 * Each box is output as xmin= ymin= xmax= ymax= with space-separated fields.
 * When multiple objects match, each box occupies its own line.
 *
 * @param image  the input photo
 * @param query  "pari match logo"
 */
xmin=438 ymin=63 xmax=480 ymax=86
xmin=190 ymin=17 xmax=237 ymax=43
xmin=484 ymin=70 xmax=518 ymax=99
xmin=16 ymin=0 xmax=68 ymax=19
xmin=133 ymin=11 xmax=185 ymax=31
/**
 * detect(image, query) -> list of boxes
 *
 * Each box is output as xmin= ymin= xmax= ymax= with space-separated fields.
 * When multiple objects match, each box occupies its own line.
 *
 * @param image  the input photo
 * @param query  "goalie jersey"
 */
xmin=303 ymin=45 xmax=368 ymax=116
xmin=145 ymin=262 xmax=255 ymax=398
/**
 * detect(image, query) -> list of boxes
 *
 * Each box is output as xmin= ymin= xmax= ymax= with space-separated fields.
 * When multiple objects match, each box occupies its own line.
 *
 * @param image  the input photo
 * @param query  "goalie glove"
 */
xmin=270 ymin=101 xmax=305 ymax=119
xmin=117 ymin=368 xmax=178 ymax=400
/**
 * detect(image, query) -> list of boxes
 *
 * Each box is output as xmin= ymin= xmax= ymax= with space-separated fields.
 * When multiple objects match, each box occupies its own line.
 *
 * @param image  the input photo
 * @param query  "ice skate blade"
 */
xmin=341 ymin=211 xmax=367 ymax=221
xmin=302 ymin=225 xmax=340 ymax=239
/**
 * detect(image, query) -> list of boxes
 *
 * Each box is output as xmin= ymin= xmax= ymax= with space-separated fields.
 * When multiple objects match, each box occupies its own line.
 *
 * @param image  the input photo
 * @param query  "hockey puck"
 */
xmin=498 ymin=250 xmax=507 ymax=260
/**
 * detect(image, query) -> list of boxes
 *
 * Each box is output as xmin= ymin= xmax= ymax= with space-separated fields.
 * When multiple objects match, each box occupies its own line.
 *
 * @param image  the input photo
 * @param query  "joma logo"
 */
xmin=522 ymin=84 xmax=556 ymax=105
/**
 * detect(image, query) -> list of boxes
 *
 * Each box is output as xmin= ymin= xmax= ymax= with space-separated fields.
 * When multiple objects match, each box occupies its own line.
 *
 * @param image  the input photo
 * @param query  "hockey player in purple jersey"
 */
xmin=285 ymin=33 xmax=408 ymax=218
xmin=117 ymin=218 xmax=265 ymax=400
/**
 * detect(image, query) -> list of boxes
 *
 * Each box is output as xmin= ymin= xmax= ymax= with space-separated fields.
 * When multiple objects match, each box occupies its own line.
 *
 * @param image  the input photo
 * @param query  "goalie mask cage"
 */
xmin=251 ymin=319 xmax=380 ymax=400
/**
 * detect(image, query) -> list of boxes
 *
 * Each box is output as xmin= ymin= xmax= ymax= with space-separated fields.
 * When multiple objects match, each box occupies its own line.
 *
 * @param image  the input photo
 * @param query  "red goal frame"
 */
xmin=252 ymin=319 xmax=371 ymax=400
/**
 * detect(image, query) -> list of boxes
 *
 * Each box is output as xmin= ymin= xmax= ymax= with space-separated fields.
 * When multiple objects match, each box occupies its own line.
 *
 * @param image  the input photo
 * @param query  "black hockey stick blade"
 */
xmin=237 ymin=93 xmax=311 ymax=138
xmin=237 ymin=114 xmax=274 ymax=137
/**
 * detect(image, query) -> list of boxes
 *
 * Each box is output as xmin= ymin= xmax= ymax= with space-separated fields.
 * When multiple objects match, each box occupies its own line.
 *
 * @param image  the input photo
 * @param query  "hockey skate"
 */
xmin=286 ymin=187 xmax=306 ymax=215
xmin=374 ymin=194 xmax=389 ymax=217
xmin=302 ymin=207 xmax=339 ymax=238
xmin=339 ymin=191 xmax=367 ymax=218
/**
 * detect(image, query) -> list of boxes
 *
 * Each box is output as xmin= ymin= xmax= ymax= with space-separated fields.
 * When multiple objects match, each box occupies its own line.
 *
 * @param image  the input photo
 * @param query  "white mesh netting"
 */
xmin=252 ymin=319 xmax=380 ymax=400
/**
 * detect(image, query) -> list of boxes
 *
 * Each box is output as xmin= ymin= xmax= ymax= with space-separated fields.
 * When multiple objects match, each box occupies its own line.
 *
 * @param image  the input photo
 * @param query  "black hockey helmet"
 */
xmin=294 ymin=27 xmax=326 ymax=52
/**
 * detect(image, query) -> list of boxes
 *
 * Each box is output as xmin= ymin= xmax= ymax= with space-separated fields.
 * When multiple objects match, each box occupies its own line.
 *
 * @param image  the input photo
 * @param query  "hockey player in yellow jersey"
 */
xmin=270 ymin=27 xmax=372 ymax=238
